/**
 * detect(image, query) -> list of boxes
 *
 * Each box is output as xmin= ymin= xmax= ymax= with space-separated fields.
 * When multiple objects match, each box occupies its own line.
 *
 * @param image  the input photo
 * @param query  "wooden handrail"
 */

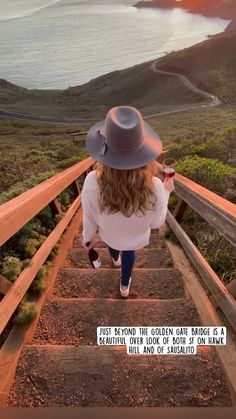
xmin=0 ymin=157 xmax=95 ymax=335
xmin=174 ymin=173 xmax=236 ymax=221
xmin=0 ymin=195 xmax=82 ymax=335
xmin=167 ymin=210 xmax=236 ymax=332
xmin=154 ymin=162 xmax=236 ymax=247
xmin=0 ymin=156 xmax=95 ymax=247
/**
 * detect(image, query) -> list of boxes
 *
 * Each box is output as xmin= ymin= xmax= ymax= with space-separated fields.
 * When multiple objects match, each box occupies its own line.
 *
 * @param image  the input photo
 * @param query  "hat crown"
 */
xmin=105 ymin=106 xmax=144 ymax=153
xmin=85 ymin=105 xmax=162 ymax=170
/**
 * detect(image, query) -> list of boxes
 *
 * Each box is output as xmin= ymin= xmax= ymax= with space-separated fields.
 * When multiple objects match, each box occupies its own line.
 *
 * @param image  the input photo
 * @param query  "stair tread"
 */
xmin=32 ymin=298 xmax=201 ymax=346
xmin=78 ymin=225 xmax=160 ymax=235
xmin=64 ymin=248 xmax=173 ymax=269
xmin=8 ymin=345 xmax=231 ymax=407
xmin=54 ymin=268 xmax=185 ymax=299
xmin=73 ymin=232 xmax=164 ymax=249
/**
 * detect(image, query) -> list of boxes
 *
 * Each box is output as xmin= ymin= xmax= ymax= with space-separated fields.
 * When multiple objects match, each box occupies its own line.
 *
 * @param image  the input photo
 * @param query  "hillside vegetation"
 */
xmin=157 ymin=33 xmax=236 ymax=104
xmin=1 ymin=106 xmax=236 ymax=203
xmin=1 ymin=32 xmax=236 ymax=117
xmin=0 ymin=120 xmax=88 ymax=202
xmin=0 ymin=64 xmax=203 ymax=119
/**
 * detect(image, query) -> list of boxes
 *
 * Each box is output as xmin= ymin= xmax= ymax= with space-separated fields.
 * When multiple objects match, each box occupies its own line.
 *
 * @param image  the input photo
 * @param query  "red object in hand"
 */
xmin=162 ymin=158 xmax=175 ymax=179
xmin=163 ymin=167 xmax=176 ymax=178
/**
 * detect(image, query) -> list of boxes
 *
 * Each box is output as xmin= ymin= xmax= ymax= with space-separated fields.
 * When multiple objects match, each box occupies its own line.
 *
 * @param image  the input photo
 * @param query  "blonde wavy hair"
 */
xmin=94 ymin=160 xmax=158 ymax=218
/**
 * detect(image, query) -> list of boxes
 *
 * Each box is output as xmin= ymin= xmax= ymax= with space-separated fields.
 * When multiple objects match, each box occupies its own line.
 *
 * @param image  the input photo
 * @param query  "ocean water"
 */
xmin=0 ymin=0 xmax=229 ymax=89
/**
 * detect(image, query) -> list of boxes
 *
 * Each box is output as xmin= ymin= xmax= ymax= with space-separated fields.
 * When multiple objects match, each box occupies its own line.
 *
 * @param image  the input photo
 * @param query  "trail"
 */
xmin=0 ymin=61 xmax=221 ymax=125
xmin=144 ymin=59 xmax=221 ymax=119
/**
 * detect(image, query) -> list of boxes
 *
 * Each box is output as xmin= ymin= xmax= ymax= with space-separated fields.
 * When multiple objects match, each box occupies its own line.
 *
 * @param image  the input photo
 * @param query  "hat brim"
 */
xmin=85 ymin=119 xmax=163 ymax=170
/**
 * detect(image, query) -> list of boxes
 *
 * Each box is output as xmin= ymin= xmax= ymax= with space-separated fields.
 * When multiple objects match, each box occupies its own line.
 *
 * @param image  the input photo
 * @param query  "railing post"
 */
xmin=70 ymin=180 xmax=81 ymax=197
xmin=49 ymin=198 xmax=62 ymax=216
xmin=173 ymin=198 xmax=188 ymax=222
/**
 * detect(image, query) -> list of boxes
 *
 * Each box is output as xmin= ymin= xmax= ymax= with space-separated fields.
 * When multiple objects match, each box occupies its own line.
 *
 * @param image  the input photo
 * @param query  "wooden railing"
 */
xmin=0 ymin=156 xmax=95 ymax=335
xmin=0 ymin=157 xmax=236 ymax=336
xmin=154 ymin=162 xmax=236 ymax=333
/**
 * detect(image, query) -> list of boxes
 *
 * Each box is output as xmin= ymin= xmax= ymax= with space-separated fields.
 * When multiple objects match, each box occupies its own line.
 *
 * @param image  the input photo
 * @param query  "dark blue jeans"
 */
xmin=105 ymin=244 xmax=136 ymax=286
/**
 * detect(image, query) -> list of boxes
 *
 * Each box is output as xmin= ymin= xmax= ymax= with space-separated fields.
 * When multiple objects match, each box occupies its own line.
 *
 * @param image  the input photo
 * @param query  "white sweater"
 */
xmin=81 ymin=170 xmax=170 ymax=251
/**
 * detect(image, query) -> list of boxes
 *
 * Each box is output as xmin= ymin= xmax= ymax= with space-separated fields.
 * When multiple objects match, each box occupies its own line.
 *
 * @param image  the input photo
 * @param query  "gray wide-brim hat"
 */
xmin=85 ymin=106 xmax=163 ymax=170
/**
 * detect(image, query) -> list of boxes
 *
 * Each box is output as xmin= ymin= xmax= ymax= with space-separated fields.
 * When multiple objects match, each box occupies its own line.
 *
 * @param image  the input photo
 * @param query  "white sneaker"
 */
xmin=120 ymin=277 xmax=132 ymax=298
xmin=112 ymin=254 xmax=121 ymax=267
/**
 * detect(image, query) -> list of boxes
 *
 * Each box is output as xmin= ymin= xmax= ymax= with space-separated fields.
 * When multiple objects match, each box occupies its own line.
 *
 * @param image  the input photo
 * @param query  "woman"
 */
xmin=81 ymin=106 xmax=174 ymax=298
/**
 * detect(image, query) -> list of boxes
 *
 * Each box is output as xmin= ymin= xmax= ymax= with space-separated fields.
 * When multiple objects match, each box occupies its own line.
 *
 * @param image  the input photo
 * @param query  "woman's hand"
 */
xmin=163 ymin=177 xmax=175 ymax=193
xmin=82 ymin=237 xmax=96 ymax=250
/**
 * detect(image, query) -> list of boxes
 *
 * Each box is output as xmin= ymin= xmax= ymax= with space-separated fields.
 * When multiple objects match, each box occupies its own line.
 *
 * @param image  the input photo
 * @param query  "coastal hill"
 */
xmin=135 ymin=0 xmax=236 ymax=32
xmin=155 ymin=32 xmax=236 ymax=104
xmin=0 ymin=32 xmax=236 ymax=117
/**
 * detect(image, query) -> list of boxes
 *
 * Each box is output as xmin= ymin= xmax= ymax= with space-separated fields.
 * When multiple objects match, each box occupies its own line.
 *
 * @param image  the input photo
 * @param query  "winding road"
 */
xmin=0 ymin=60 xmax=221 ymax=125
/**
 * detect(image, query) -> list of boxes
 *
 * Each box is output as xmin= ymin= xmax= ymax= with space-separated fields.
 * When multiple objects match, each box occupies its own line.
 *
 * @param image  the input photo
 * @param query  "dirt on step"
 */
xmin=54 ymin=268 xmax=185 ymax=300
xmin=8 ymin=346 xmax=232 ymax=407
xmin=32 ymin=299 xmax=201 ymax=346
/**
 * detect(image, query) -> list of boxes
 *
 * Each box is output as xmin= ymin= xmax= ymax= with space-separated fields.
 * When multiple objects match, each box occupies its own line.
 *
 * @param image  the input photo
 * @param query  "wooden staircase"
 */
xmin=1 ymin=157 xmax=235 ymax=407
xmin=7 ymin=227 xmax=232 ymax=407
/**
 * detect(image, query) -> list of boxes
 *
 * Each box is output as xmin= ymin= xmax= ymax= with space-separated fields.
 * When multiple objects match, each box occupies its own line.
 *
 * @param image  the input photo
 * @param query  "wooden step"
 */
xmin=73 ymin=233 xmax=164 ymax=249
xmin=8 ymin=345 xmax=232 ymax=407
xmin=64 ymin=248 xmax=173 ymax=269
xmin=32 ymin=299 xmax=201 ymax=346
xmin=54 ymin=268 xmax=185 ymax=299
xmin=78 ymin=225 xmax=161 ymax=235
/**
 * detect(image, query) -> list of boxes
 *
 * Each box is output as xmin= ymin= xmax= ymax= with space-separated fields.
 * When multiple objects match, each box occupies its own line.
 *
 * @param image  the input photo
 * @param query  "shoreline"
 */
xmin=0 ymin=29 xmax=230 ymax=94
xmin=134 ymin=0 xmax=236 ymax=33
xmin=0 ymin=2 xmax=232 ymax=92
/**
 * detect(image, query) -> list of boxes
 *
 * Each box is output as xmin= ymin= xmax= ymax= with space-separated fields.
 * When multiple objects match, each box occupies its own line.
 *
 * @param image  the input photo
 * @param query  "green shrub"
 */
xmin=25 ymin=149 xmax=43 ymax=158
xmin=168 ymin=194 xmax=178 ymax=212
xmin=201 ymin=128 xmax=236 ymax=164
xmin=17 ymin=219 xmax=50 ymax=258
xmin=162 ymin=126 xmax=236 ymax=167
xmin=21 ymin=259 xmax=32 ymax=269
xmin=37 ymin=206 xmax=55 ymax=230
xmin=175 ymin=156 xmax=236 ymax=197
xmin=32 ymin=278 xmax=46 ymax=296
xmin=23 ymin=238 xmax=40 ymax=258
xmin=2 ymin=256 xmax=22 ymax=282
xmin=58 ymin=155 xmax=81 ymax=169
xmin=21 ymin=219 xmax=42 ymax=236
xmin=30 ymin=262 xmax=51 ymax=295
xmin=47 ymin=244 xmax=59 ymax=262
xmin=40 ymin=226 xmax=48 ymax=234
xmin=58 ymin=189 xmax=73 ymax=209
xmin=30 ymin=230 xmax=41 ymax=239
xmin=37 ymin=234 xmax=47 ymax=246
xmin=36 ymin=265 xmax=49 ymax=280
xmin=14 ymin=301 xmax=38 ymax=325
